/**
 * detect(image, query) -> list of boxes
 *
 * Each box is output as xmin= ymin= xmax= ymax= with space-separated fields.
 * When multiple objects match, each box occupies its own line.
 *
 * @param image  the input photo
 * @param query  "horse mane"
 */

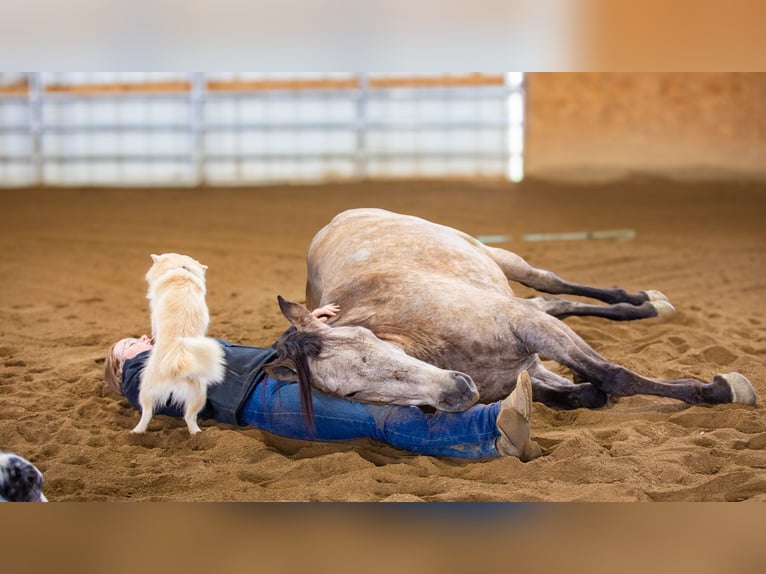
xmin=272 ymin=326 xmax=324 ymax=429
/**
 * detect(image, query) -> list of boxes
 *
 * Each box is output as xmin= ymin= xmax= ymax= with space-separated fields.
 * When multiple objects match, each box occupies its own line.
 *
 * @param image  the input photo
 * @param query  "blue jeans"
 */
xmin=240 ymin=377 xmax=502 ymax=459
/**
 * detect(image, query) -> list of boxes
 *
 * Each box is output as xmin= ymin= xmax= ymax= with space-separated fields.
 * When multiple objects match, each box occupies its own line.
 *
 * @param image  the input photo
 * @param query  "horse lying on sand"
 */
xmin=277 ymin=208 xmax=754 ymax=411
xmin=266 ymin=296 xmax=480 ymax=416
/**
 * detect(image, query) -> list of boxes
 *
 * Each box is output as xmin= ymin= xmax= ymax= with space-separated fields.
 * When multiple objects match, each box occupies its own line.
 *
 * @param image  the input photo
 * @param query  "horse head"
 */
xmin=264 ymin=296 xmax=480 ymax=423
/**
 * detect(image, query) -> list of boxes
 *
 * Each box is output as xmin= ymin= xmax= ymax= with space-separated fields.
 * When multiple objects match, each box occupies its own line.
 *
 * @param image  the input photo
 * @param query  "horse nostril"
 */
xmin=438 ymin=372 xmax=479 ymax=411
xmin=451 ymin=372 xmax=476 ymax=394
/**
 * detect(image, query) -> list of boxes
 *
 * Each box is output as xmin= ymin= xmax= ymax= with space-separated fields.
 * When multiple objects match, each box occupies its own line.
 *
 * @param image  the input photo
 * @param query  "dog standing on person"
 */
xmin=132 ymin=253 xmax=225 ymax=435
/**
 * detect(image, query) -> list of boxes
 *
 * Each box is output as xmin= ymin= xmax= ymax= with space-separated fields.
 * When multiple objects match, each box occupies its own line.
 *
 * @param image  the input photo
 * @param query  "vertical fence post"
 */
xmin=504 ymin=72 xmax=513 ymax=183
xmin=190 ymin=72 xmax=205 ymax=185
xmin=28 ymin=72 xmax=44 ymax=185
xmin=504 ymin=72 xmax=525 ymax=183
xmin=354 ymin=73 xmax=368 ymax=180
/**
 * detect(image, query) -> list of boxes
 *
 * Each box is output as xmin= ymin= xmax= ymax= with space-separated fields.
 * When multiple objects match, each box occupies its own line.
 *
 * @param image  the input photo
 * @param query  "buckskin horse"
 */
xmin=284 ymin=208 xmax=755 ymax=411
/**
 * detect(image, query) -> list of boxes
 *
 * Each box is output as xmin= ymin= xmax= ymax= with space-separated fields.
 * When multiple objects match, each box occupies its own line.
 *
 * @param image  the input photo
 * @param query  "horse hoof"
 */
xmin=644 ymin=289 xmax=669 ymax=303
xmin=651 ymin=299 xmax=676 ymax=317
xmin=716 ymin=372 xmax=756 ymax=406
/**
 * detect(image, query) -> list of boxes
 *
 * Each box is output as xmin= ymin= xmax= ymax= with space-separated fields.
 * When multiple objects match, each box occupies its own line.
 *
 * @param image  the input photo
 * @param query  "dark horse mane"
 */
xmin=270 ymin=326 xmax=324 ymax=430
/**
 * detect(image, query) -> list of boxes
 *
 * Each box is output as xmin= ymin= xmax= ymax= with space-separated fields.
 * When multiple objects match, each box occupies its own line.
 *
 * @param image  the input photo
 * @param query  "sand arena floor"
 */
xmin=1 ymin=178 xmax=765 ymax=501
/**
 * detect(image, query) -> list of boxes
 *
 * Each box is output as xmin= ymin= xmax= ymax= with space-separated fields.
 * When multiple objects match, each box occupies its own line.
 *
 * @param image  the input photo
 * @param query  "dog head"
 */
xmin=0 ymin=452 xmax=47 ymax=502
xmin=145 ymin=253 xmax=208 ymax=287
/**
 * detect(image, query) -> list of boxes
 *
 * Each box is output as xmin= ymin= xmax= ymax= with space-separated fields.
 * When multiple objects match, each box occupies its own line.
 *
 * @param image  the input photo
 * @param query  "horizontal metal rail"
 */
xmin=0 ymin=120 xmax=520 ymax=134
xmin=0 ymin=151 xmax=511 ymax=163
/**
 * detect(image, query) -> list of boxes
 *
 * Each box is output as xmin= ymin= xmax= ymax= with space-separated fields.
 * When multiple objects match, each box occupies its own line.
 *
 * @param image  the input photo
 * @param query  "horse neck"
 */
xmin=331 ymin=312 xmax=446 ymax=362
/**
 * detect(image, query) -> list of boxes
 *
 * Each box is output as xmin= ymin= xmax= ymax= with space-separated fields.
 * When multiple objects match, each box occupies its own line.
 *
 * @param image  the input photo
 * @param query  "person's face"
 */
xmin=113 ymin=335 xmax=153 ymax=362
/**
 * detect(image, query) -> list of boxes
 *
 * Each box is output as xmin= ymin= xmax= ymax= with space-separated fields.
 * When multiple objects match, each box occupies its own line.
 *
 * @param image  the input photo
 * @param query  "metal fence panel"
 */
xmin=0 ymin=72 xmax=524 ymax=186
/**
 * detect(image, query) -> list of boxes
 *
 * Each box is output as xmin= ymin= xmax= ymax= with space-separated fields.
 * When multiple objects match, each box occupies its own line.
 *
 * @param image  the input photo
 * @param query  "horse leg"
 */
xmin=519 ymin=312 xmax=756 ymax=406
xmin=483 ymin=244 xmax=670 ymax=308
xmin=524 ymin=295 xmax=675 ymax=321
xmin=526 ymin=359 xmax=608 ymax=409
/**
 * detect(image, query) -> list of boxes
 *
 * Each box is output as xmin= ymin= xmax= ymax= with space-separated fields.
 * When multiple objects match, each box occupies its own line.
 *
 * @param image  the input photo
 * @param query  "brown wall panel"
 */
xmin=525 ymin=73 xmax=766 ymax=181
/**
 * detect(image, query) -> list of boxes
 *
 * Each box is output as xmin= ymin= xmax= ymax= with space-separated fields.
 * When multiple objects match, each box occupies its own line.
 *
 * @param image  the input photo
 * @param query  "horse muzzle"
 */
xmin=435 ymin=372 xmax=480 ymax=411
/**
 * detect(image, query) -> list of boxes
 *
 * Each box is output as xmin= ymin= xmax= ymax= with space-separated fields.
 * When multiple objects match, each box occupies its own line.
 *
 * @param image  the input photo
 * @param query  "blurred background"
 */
xmin=0 ymin=72 xmax=526 ymax=186
xmin=1 ymin=72 xmax=763 ymax=188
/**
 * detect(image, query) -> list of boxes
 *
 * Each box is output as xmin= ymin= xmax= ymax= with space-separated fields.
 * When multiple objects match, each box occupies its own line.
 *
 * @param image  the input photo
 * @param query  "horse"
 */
xmin=265 ymin=296 xmax=480 ymax=420
xmin=294 ymin=208 xmax=755 ymax=410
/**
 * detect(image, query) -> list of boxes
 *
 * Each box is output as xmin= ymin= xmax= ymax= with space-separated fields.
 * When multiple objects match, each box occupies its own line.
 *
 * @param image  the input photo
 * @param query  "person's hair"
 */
xmin=104 ymin=343 xmax=124 ymax=395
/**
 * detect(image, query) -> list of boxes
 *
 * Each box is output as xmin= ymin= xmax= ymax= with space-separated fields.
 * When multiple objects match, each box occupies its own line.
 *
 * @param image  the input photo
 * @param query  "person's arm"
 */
xmin=311 ymin=303 xmax=339 ymax=321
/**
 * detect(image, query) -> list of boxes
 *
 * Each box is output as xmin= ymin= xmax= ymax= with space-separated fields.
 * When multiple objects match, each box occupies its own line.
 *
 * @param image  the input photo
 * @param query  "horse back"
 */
xmin=307 ymin=208 xmax=510 ymax=304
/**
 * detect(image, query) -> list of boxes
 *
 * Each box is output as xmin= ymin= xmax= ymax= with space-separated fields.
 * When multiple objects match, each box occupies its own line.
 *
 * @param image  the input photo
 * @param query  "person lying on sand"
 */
xmin=103 ymin=306 xmax=541 ymax=461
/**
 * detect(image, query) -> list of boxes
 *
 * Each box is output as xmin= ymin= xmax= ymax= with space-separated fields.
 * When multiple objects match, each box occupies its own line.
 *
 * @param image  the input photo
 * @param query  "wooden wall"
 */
xmin=525 ymin=73 xmax=766 ymax=181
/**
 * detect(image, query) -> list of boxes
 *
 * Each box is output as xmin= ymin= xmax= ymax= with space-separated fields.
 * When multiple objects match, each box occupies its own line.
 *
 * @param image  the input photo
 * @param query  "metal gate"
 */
xmin=0 ymin=72 xmax=524 ymax=186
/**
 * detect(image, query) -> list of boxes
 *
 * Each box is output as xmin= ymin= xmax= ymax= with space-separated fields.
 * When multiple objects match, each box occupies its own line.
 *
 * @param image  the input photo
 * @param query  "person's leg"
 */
xmin=494 ymin=371 xmax=542 ymax=461
xmin=240 ymin=377 xmax=503 ymax=459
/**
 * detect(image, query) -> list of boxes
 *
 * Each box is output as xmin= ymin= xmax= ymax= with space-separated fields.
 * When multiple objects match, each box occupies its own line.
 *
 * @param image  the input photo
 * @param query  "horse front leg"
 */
xmin=519 ymin=312 xmax=756 ymax=407
xmin=526 ymin=359 xmax=608 ymax=409
xmin=483 ymin=244 xmax=670 ymax=309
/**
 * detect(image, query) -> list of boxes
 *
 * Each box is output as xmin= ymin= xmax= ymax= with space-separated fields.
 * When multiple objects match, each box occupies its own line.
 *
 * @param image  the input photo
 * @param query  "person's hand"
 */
xmin=312 ymin=303 xmax=339 ymax=321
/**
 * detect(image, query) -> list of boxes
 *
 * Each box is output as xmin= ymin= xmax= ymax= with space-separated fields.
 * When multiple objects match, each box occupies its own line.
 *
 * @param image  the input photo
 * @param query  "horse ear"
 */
xmin=277 ymin=296 xmax=326 ymax=331
xmin=263 ymin=358 xmax=299 ymax=382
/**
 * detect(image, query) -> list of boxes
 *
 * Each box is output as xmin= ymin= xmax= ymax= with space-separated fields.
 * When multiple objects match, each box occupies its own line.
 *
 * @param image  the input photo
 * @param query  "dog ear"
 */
xmin=150 ymin=254 xmax=160 ymax=263
xmin=263 ymin=359 xmax=299 ymax=382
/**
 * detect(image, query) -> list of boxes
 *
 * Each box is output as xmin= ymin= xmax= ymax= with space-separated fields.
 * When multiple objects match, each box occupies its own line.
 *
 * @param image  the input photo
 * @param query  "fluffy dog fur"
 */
xmin=132 ymin=253 xmax=225 ymax=434
xmin=0 ymin=452 xmax=47 ymax=502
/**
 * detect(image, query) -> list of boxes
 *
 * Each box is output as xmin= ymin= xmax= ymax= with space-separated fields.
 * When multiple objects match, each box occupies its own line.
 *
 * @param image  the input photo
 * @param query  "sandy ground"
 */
xmin=1 ymin=178 xmax=765 ymax=502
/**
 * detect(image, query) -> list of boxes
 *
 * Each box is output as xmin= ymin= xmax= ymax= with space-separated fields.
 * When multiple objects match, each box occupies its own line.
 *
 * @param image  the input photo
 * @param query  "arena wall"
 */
xmin=524 ymin=73 xmax=766 ymax=182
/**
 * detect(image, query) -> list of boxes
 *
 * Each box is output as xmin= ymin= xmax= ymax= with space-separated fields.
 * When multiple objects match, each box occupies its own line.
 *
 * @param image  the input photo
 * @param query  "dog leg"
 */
xmin=184 ymin=416 xmax=202 ymax=435
xmin=132 ymin=410 xmax=153 ymax=433
xmin=131 ymin=393 xmax=155 ymax=433
xmin=183 ymin=388 xmax=207 ymax=434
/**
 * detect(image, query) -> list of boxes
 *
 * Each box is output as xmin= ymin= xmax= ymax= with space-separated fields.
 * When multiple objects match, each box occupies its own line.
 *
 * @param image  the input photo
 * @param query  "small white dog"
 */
xmin=132 ymin=253 xmax=225 ymax=435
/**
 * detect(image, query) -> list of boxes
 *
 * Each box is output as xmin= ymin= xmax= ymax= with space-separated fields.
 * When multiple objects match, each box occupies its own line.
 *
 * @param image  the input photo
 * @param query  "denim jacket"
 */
xmin=121 ymin=339 xmax=278 ymax=426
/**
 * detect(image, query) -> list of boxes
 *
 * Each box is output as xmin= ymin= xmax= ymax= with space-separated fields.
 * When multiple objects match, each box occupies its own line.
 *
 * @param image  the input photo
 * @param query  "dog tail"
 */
xmin=170 ymin=337 xmax=226 ymax=386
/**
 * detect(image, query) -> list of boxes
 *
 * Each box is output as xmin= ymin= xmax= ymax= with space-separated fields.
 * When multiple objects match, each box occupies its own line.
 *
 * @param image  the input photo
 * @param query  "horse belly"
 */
xmin=421 ymin=313 xmax=534 ymax=402
xmin=348 ymin=291 xmax=533 ymax=402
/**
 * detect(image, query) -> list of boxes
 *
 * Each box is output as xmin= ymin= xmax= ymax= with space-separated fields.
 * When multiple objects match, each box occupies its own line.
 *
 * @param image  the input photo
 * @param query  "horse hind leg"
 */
xmin=483 ymin=244 xmax=671 ymax=309
xmin=520 ymin=312 xmax=756 ymax=406
xmin=717 ymin=373 xmax=757 ymax=406
xmin=525 ymin=295 xmax=675 ymax=321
